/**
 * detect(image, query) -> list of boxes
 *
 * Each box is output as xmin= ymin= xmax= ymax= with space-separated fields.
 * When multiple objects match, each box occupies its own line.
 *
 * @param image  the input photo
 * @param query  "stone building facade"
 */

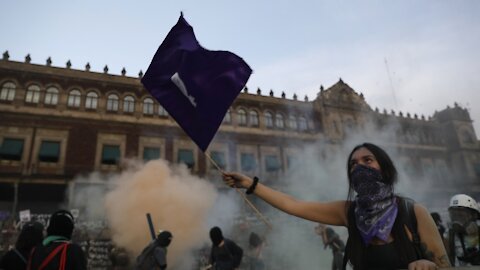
xmin=1 ymin=53 xmax=479 ymax=214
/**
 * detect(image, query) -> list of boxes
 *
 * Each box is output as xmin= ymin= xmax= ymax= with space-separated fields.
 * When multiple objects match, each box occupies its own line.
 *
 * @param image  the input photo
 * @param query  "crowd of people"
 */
xmin=1 ymin=142 xmax=479 ymax=269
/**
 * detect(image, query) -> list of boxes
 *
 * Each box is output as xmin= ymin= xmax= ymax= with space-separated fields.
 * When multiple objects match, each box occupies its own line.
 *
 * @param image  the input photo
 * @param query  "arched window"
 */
xmin=143 ymin=98 xmax=154 ymax=115
xmin=223 ymin=109 xmax=231 ymax=124
xmin=298 ymin=116 xmax=308 ymax=131
xmin=107 ymin=94 xmax=119 ymax=111
xmin=275 ymin=113 xmax=284 ymax=129
xmin=44 ymin=87 xmax=59 ymax=105
xmin=288 ymin=115 xmax=297 ymax=130
xmin=238 ymin=108 xmax=247 ymax=125
xmin=460 ymin=129 xmax=475 ymax=144
xmin=264 ymin=111 xmax=273 ymax=128
xmin=25 ymin=85 xmax=41 ymax=103
xmin=158 ymin=104 xmax=168 ymax=116
xmin=249 ymin=110 xmax=259 ymax=127
xmin=0 ymin=82 xmax=16 ymax=101
xmin=85 ymin=92 xmax=98 ymax=109
xmin=123 ymin=95 xmax=135 ymax=113
xmin=67 ymin=89 xmax=81 ymax=107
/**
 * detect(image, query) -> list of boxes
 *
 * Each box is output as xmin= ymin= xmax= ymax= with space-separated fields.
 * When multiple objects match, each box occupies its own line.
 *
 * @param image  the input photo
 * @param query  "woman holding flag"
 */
xmin=223 ymin=142 xmax=450 ymax=270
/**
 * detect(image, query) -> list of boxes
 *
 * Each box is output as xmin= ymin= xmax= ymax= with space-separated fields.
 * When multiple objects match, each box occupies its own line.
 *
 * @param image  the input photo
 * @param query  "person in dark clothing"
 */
xmin=431 ymin=212 xmax=446 ymax=237
xmin=247 ymin=232 xmax=265 ymax=270
xmin=27 ymin=210 xmax=86 ymax=270
xmin=315 ymin=224 xmax=344 ymax=270
xmin=135 ymin=230 xmax=172 ymax=270
xmin=110 ymin=246 xmax=131 ymax=270
xmin=223 ymin=142 xmax=450 ymax=269
xmin=209 ymin=227 xmax=243 ymax=270
xmin=0 ymin=221 xmax=44 ymax=270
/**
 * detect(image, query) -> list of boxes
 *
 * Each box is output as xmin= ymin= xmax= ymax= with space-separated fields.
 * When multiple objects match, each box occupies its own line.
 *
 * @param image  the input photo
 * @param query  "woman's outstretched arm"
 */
xmin=223 ymin=172 xmax=348 ymax=226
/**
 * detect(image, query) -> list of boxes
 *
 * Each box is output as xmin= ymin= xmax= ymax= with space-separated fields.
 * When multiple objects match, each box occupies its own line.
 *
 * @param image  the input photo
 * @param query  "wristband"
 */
xmin=246 ymin=176 xmax=259 ymax=195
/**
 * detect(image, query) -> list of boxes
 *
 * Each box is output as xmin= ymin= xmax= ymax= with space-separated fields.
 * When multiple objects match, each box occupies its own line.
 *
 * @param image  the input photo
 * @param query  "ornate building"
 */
xmin=1 ymin=52 xmax=479 ymax=214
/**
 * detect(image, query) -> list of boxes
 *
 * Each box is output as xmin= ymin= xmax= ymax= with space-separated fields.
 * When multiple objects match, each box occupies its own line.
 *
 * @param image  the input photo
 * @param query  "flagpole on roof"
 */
xmin=205 ymin=153 xmax=272 ymax=230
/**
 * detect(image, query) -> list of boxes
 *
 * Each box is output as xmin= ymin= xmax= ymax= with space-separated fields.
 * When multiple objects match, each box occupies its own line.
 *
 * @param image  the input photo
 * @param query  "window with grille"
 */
xmin=123 ymin=96 xmax=135 ymax=113
xmin=265 ymin=112 xmax=273 ymax=128
xmin=85 ymin=92 xmax=98 ymax=109
xmin=67 ymin=89 xmax=81 ymax=108
xmin=249 ymin=110 xmax=259 ymax=127
xmin=107 ymin=94 xmax=119 ymax=111
xmin=25 ymin=85 xmax=41 ymax=103
xmin=44 ymin=87 xmax=59 ymax=105
xmin=238 ymin=109 xmax=247 ymax=126
xmin=0 ymin=82 xmax=16 ymax=101
xmin=275 ymin=113 xmax=284 ymax=129
xmin=143 ymin=98 xmax=154 ymax=115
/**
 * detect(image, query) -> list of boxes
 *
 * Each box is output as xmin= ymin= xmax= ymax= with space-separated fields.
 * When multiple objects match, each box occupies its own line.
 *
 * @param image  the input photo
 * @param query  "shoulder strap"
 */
xmin=38 ymin=243 xmax=69 ymax=270
xmin=13 ymin=248 xmax=27 ymax=264
xmin=27 ymin=247 xmax=36 ymax=270
xmin=402 ymin=197 xmax=423 ymax=259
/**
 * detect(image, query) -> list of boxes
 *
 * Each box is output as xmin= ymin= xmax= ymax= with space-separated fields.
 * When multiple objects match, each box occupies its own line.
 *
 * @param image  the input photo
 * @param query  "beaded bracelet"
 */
xmin=246 ymin=176 xmax=259 ymax=195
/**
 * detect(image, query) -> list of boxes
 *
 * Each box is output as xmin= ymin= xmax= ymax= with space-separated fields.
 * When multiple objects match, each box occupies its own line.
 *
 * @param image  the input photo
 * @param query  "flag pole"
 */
xmin=204 ymin=152 xmax=272 ymax=229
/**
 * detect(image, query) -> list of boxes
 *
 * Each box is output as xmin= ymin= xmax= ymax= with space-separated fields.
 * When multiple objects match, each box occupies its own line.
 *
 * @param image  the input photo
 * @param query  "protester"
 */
xmin=315 ymin=223 xmax=345 ymax=270
xmin=135 ymin=230 xmax=172 ymax=270
xmin=447 ymin=193 xmax=480 ymax=266
xmin=431 ymin=212 xmax=448 ymax=250
xmin=208 ymin=226 xmax=243 ymax=270
xmin=0 ymin=221 xmax=43 ymax=270
xmin=247 ymin=232 xmax=265 ymax=270
xmin=27 ymin=210 xmax=87 ymax=270
xmin=110 ymin=246 xmax=130 ymax=270
xmin=223 ymin=142 xmax=450 ymax=269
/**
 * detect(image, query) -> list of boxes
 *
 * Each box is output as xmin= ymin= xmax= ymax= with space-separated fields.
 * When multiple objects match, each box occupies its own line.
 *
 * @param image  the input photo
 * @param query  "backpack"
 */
xmin=402 ymin=197 xmax=424 ymax=259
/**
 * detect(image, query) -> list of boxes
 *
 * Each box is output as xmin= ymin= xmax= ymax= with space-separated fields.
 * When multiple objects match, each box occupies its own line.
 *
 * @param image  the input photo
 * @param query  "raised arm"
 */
xmin=409 ymin=203 xmax=451 ymax=269
xmin=223 ymin=172 xmax=348 ymax=226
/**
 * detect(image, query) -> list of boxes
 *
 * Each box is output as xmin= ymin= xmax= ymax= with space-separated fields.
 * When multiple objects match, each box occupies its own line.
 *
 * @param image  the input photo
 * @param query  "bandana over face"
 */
xmin=351 ymin=164 xmax=398 ymax=245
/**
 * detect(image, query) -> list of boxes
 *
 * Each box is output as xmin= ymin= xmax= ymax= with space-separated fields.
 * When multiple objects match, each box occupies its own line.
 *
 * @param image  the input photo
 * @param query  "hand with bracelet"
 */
xmin=223 ymin=172 xmax=255 ymax=191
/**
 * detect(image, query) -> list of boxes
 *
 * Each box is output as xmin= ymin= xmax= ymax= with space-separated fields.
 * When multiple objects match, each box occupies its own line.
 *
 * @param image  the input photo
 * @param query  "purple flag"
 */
xmin=142 ymin=13 xmax=252 ymax=152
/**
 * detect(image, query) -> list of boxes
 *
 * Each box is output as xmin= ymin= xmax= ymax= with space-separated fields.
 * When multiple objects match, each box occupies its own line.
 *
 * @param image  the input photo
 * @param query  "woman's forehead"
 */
xmin=351 ymin=147 xmax=374 ymax=160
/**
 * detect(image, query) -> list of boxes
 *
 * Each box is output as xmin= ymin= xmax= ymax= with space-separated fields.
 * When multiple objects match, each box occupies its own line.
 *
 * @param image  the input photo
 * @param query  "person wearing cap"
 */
xmin=134 ymin=230 xmax=172 ymax=270
xmin=208 ymin=226 xmax=243 ymax=270
xmin=27 ymin=210 xmax=86 ymax=270
xmin=0 ymin=221 xmax=43 ymax=270
xmin=447 ymin=194 xmax=480 ymax=266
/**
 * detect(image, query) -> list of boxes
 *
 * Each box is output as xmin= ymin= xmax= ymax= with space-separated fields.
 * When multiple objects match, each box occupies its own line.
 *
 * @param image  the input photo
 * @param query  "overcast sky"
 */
xmin=2 ymin=0 xmax=479 ymax=134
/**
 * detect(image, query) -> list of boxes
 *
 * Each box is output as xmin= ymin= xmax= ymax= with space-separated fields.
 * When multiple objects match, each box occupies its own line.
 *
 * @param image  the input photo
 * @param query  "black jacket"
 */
xmin=28 ymin=240 xmax=86 ymax=270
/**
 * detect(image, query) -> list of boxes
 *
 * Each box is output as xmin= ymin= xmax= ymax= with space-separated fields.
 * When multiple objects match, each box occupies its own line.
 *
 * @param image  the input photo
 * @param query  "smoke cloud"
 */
xmin=70 ymin=159 xmax=227 ymax=268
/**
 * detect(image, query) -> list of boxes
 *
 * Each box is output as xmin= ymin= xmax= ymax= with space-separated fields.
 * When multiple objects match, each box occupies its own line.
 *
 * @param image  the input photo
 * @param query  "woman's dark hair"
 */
xmin=15 ymin=221 xmax=44 ymax=253
xmin=343 ymin=143 xmax=419 ymax=269
xmin=346 ymin=142 xmax=398 ymax=202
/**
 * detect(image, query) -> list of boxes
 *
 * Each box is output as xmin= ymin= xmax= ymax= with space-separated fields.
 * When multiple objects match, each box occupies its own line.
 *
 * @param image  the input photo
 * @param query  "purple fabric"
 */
xmin=351 ymin=165 xmax=398 ymax=245
xmin=141 ymin=13 xmax=252 ymax=151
